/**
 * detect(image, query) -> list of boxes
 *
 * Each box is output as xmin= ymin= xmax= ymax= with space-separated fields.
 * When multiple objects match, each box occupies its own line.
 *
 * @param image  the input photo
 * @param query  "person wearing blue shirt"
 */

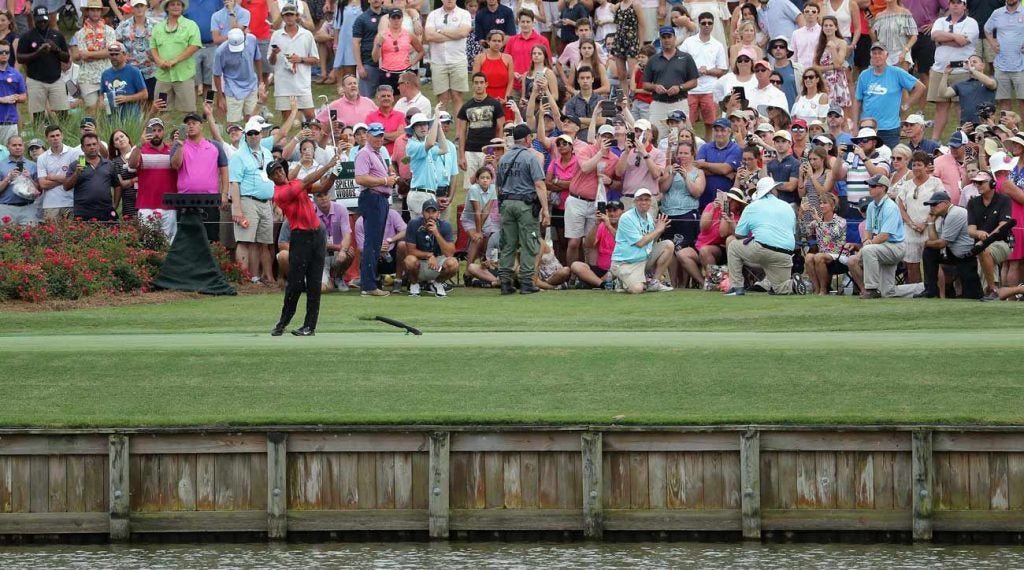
xmin=610 ymin=188 xmax=674 ymax=294
xmin=983 ymin=0 xmax=1024 ymax=111
xmin=210 ymin=1 xmax=252 ymax=45
xmin=695 ymin=118 xmax=743 ymax=212
xmin=214 ymin=28 xmax=262 ymax=123
xmin=725 ymin=177 xmax=800 ymax=296
xmin=229 ymin=116 xmax=278 ymax=284
xmin=853 ymin=43 xmax=926 ymax=149
xmin=431 ymin=111 xmax=459 ymax=203
xmin=849 ymin=174 xmax=906 ymax=299
xmin=100 ymin=43 xmax=148 ymax=121
xmin=759 ymin=0 xmax=802 ymax=41
xmin=404 ymin=107 xmax=449 ymax=218
xmin=0 ymin=136 xmax=40 ymax=225
xmin=0 ymin=40 xmax=26 ymax=146
xmin=185 ymin=0 xmax=223 ymax=95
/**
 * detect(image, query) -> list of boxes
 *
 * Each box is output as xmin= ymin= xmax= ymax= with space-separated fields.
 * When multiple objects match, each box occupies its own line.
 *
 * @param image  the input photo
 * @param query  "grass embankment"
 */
xmin=1 ymin=291 xmax=1022 ymax=427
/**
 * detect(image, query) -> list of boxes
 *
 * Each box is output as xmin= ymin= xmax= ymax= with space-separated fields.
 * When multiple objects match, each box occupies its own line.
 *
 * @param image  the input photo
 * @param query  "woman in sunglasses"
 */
xmin=791 ymin=68 xmax=830 ymax=124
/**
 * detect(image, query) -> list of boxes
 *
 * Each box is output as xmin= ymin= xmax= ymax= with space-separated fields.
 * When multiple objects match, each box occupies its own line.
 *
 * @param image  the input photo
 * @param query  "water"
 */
xmin=1 ymin=542 xmax=1023 ymax=569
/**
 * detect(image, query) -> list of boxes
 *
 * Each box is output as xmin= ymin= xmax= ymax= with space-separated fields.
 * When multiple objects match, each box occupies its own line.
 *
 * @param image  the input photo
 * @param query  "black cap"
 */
xmin=266 ymin=159 xmax=287 ymax=176
xmin=33 ymin=6 xmax=48 ymax=20
xmin=923 ymin=191 xmax=952 ymax=206
xmin=562 ymin=114 xmax=581 ymax=127
xmin=388 ymin=7 xmax=402 ymax=17
xmin=183 ymin=112 xmax=203 ymax=123
xmin=512 ymin=124 xmax=533 ymax=140
xmin=80 ymin=116 xmax=96 ymax=127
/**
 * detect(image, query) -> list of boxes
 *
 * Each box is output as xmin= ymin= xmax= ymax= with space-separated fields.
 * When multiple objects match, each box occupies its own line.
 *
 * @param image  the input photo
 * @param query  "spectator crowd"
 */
xmin=2 ymin=0 xmax=1024 ymax=313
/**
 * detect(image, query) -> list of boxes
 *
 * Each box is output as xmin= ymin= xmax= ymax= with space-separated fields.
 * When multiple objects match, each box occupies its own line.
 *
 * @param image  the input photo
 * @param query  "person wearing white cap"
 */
xmin=723 ymin=177 xmax=800 ymax=296
xmin=228 ymin=115 xmax=278 ymax=284
xmin=965 ymin=169 xmax=1014 ymax=299
xmin=848 ymin=174 xmax=906 ymax=298
xmin=214 ymin=27 xmax=263 ymax=123
xmin=900 ymin=114 xmax=940 ymax=156
xmin=766 ymin=129 xmax=801 ymax=204
xmin=405 ymin=103 xmax=450 ymax=217
xmin=609 ymin=188 xmax=674 ymax=293
xmin=614 ymin=118 xmax=666 ymax=210
xmin=149 ymin=0 xmax=202 ymax=113
xmin=837 ymin=126 xmax=892 ymax=208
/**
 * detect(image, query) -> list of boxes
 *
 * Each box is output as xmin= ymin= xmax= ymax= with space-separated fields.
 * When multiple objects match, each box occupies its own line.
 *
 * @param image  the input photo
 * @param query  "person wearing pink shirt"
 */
xmin=613 ymin=118 xmax=666 ymax=209
xmin=316 ymin=74 xmax=378 ymax=126
xmin=791 ymin=2 xmax=822 ymax=69
xmin=505 ymin=10 xmax=551 ymax=92
xmin=932 ymin=131 xmax=969 ymax=205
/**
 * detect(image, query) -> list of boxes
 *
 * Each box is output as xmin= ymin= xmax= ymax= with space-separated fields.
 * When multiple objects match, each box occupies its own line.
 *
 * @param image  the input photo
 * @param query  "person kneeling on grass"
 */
xmin=724 ymin=177 xmax=802 ymax=296
xmin=404 ymin=199 xmax=459 ymax=297
xmin=609 ymin=188 xmax=675 ymax=294
xmin=570 ymin=201 xmax=623 ymax=289
xmin=267 ymin=156 xmax=341 ymax=337
xmin=915 ymin=191 xmax=984 ymax=300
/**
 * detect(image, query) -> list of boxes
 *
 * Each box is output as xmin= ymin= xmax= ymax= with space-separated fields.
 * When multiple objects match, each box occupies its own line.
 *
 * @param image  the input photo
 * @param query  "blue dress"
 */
xmin=334 ymin=4 xmax=363 ymax=68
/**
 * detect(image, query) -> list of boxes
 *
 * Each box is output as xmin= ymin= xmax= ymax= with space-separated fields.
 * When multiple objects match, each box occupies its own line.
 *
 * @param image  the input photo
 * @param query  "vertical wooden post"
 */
xmin=108 ymin=434 xmax=130 ymax=542
xmin=581 ymin=431 xmax=603 ymax=539
xmin=912 ymin=430 xmax=934 ymax=542
xmin=428 ymin=431 xmax=450 ymax=539
xmin=740 ymin=430 xmax=761 ymax=540
xmin=267 ymin=432 xmax=288 ymax=540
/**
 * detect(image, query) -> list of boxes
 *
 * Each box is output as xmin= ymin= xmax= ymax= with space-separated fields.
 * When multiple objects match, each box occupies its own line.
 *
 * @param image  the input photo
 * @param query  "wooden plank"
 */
xmin=759 ymin=451 xmax=778 ymax=510
xmin=428 ymin=432 xmax=449 ymax=539
xmin=502 ymin=453 xmax=522 ymax=509
xmin=607 ymin=453 xmax=629 ymax=509
xmin=356 ymin=453 xmax=377 ymax=509
xmin=411 ymin=452 xmax=430 ymax=511
xmin=9 ymin=457 xmax=29 ymax=513
xmin=944 ymin=452 xmax=971 ymax=510
xmin=450 ymin=508 xmax=583 ymax=531
xmin=448 ymin=452 xmax=468 ymax=510
xmin=648 ymin=452 xmax=667 ymax=509
xmin=934 ymin=452 xmax=950 ymax=510
xmin=1008 ymin=453 xmax=1024 ymax=510
xmin=854 ymin=452 xmax=874 ymax=509
xmin=394 ymin=452 xmax=414 ymax=510
xmin=483 ymin=452 xmax=503 ymax=509
xmin=288 ymin=509 xmax=429 ymax=531
xmin=539 ymin=453 xmax=559 ymax=509
xmin=108 ymin=434 xmax=129 ymax=541
xmin=376 ymin=453 xmax=396 ymax=509
xmin=0 ymin=435 xmax=108 ymax=455
xmin=604 ymin=433 xmax=739 ymax=452
xmin=288 ymin=432 xmax=428 ymax=453
xmin=267 ymin=433 xmax=287 ymax=540
xmin=47 ymin=456 xmax=67 ymax=513
xmin=873 ymin=452 xmax=894 ymax=510
xmin=66 ymin=456 xmax=87 ymax=513
xmin=338 ymin=453 xmax=359 ymax=509
xmin=742 ymin=433 xmax=762 ymax=540
xmin=131 ymin=510 xmax=265 ymax=533
xmin=0 ymin=457 xmax=11 ymax=514
xmin=81 ymin=456 xmax=107 ymax=513
xmin=319 ymin=453 xmax=338 ymax=510
xmin=796 ymin=452 xmax=817 ymax=508
xmin=968 ymin=452 xmax=991 ymax=510
xmin=934 ymin=433 xmax=1024 ymax=452
xmin=250 ymin=451 xmax=268 ymax=511
xmin=762 ymin=509 xmax=911 ymax=531
xmin=815 ymin=452 xmax=837 ymax=509
xmin=176 ymin=455 xmax=197 ymax=511
xmin=892 ymin=452 xmax=912 ymax=511
xmin=761 ymin=432 xmax=909 ymax=452
xmin=722 ymin=451 xmax=741 ymax=510
xmin=628 ymin=453 xmax=649 ymax=509
xmin=581 ymin=432 xmax=602 ymax=539
xmin=555 ymin=452 xmax=577 ymax=509
xmin=467 ymin=452 xmax=485 ymax=509
xmin=835 ymin=452 xmax=855 ymax=510
xmin=451 ymin=432 xmax=580 ymax=452
xmin=912 ymin=431 xmax=933 ymax=542
xmin=130 ymin=434 xmax=266 ymax=455
xmin=157 ymin=455 xmax=179 ymax=511
xmin=703 ymin=452 xmax=724 ymax=509
xmin=0 ymin=512 xmax=110 ymax=534
xmin=680 ymin=452 xmax=704 ymax=509
xmin=214 ymin=454 xmax=237 ymax=511
xmin=934 ymin=510 xmax=1024 ymax=532
xmin=196 ymin=455 xmax=216 ymax=511
xmin=604 ymin=509 xmax=742 ymax=531
xmin=520 ymin=452 xmax=539 ymax=508
xmin=776 ymin=452 xmax=797 ymax=510
xmin=29 ymin=456 xmax=48 ymax=513
xmin=990 ymin=453 xmax=1009 ymax=511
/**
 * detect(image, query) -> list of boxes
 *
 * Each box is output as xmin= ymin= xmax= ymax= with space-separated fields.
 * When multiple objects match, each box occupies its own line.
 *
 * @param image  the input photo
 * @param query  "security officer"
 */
xmin=495 ymin=123 xmax=550 ymax=295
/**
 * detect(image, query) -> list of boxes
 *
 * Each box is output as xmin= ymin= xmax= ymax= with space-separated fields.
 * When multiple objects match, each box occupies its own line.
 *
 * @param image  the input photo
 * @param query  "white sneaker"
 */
xmin=646 ymin=280 xmax=674 ymax=293
xmin=408 ymin=282 xmax=421 ymax=297
xmin=334 ymin=279 xmax=350 ymax=292
xmin=431 ymin=281 xmax=447 ymax=297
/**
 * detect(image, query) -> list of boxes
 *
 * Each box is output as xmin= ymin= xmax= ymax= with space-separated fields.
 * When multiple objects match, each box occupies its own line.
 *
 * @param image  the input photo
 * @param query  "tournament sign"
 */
xmin=331 ymin=161 xmax=359 ymax=209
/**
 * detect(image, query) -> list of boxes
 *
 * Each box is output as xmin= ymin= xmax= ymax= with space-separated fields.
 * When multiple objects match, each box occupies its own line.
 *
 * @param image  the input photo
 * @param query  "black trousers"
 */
xmin=922 ymin=246 xmax=983 ymax=300
xmin=278 ymin=227 xmax=327 ymax=330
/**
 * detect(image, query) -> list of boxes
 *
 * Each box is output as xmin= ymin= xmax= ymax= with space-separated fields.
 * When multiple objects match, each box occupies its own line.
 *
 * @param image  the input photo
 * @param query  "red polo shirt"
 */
xmin=504 ymin=32 xmax=551 ymax=90
xmin=364 ymin=107 xmax=406 ymax=154
xmin=274 ymin=179 xmax=319 ymax=231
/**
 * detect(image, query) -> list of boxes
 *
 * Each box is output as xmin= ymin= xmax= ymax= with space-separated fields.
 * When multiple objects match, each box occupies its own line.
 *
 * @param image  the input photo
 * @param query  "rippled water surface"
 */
xmin=2 ymin=542 xmax=1024 ymax=569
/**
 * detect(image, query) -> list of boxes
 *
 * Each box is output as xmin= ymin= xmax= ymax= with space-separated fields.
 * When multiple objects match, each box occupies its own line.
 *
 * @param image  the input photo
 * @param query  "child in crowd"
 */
xmin=631 ymin=45 xmax=655 ymax=121
xmin=461 ymin=168 xmax=501 ymax=286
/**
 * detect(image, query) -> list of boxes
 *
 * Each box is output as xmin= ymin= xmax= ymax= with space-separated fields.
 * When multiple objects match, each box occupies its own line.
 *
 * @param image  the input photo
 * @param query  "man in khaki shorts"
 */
xmin=17 ymin=7 xmax=70 ymax=122
xmin=150 ymin=0 xmax=202 ymax=112
xmin=966 ymin=169 xmax=1015 ymax=300
xmin=609 ymin=188 xmax=674 ymax=294
xmin=228 ymin=117 xmax=278 ymax=284
xmin=724 ymin=177 xmax=802 ymax=296
xmin=424 ymin=0 xmax=472 ymax=114
xmin=214 ymin=28 xmax=263 ymax=123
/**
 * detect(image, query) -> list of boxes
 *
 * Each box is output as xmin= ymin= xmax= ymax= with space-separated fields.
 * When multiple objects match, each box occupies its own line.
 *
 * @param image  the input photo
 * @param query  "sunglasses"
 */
xmin=555 ymin=140 xmax=571 ymax=146
xmin=699 ymin=21 xmax=713 ymax=26
xmin=737 ymin=57 xmax=752 ymax=63
xmin=803 ymin=75 xmax=817 ymax=80
xmin=770 ymin=44 xmax=787 ymax=50
xmin=792 ymin=127 xmax=806 ymax=132
xmin=0 ymin=50 xmax=9 ymax=55
xmin=245 ymin=131 xmax=261 ymax=136
xmin=769 ymin=79 xmax=782 ymax=85
xmin=755 ymin=67 xmax=770 ymax=72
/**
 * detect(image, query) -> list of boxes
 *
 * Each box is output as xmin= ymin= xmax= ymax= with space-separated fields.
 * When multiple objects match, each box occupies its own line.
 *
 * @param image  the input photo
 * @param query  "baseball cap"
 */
xmin=130 ymin=0 xmax=147 ymax=5
xmin=183 ymin=111 xmax=203 ymax=123
xmin=367 ymin=122 xmax=386 ymax=137
xmin=791 ymin=118 xmax=808 ymax=129
xmin=80 ymin=116 xmax=96 ymax=128
xmin=972 ymin=171 xmax=993 ymax=184
xmin=27 ymin=138 xmax=45 ymax=150
xmin=555 ymin=134 xmax=573 ymax=145
xmin=33 ymin=6 xmax=48 ymax=20
xmin=813 ymin=135 xmax=834 ymax=145
xmin=353 ymin=122 xmax=369 ymax=133
xmin=388 ymin=7 xmax=402 ymax=17
xmin=598 ymin=124 xmax=615 ymax=136
xmin=422 ymin=198 xmax=440 ymax=212
xmin=827 ymin=104 xmax=844 ymax=117
xmin=243 ymin=116 xmax=271 ymax=133
xmin=281 ymin=3 xmax=299 ymax=14
xmin=902 ymin=114 xmax=927 ymax=126
xmin=227 ymin=28 xmax=246 ymax=52
xmin=712 ymin=118 xmax=732 ymax=129
xmin=737 ymin=47 xmax=757 ymax=61
xmin=227 ymin=123 xmax=242 ymax=133
xmin=772 ymin=130 xmax=792 ymax=142
xmin=870 ymin=42 xmax=887 ymax=51
xmin=265 ymin=159 xmax=286 ymax=176
xmin=658 ymin=26 xmax=675 ymax=37
xmin=108 ymin=42 xmax=123 ymax=53
xmin=512 ymin=123 xmax=533 ymax=140
xmin=924 ymin=191 xmax=952 ymax=205
xmin=146 ymin=117 xmax=164 ymax=128
xmin=753 ymin=177 xmax=781 ymax=200
xmin=808 ymin=120 xmax=825 ymax=130
xmin=667 ymin=110 xmax=686 ymax=122
xmin=438 ymin=111 xmax=453 ymax=123
xmin=634 ymin=188 xmax=653 ymax=198
xmin=947 ymin=131 xmax=968 ymax=148
xmin=755 ymin=122 xmax=774 ymax=133
xmin=562 ymin=114 xmax=581 ymax=127
xmin=866 ymin=174 xmax=891 ymax=189
xmin=634 ymin=119 xmax=653 ymax=131
xmin=728 ymin=110 xmax=747 ymax=121
xmin=753 ymin=59 xmax=771 ymax=70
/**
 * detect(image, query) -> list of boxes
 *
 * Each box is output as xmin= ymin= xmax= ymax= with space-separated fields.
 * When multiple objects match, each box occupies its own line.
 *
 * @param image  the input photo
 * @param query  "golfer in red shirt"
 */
xmin=267 ymin=155 xmax=340 ymax=337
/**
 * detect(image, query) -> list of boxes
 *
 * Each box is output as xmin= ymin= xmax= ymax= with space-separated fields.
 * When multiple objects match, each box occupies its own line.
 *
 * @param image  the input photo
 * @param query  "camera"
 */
xmin=978 ymin=103 xmax=996 ymax=121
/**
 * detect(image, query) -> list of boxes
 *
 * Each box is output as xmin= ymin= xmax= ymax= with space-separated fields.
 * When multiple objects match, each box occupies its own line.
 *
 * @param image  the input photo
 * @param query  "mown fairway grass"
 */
xmin=1 ymin=290 xmax=1022 ymax=427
